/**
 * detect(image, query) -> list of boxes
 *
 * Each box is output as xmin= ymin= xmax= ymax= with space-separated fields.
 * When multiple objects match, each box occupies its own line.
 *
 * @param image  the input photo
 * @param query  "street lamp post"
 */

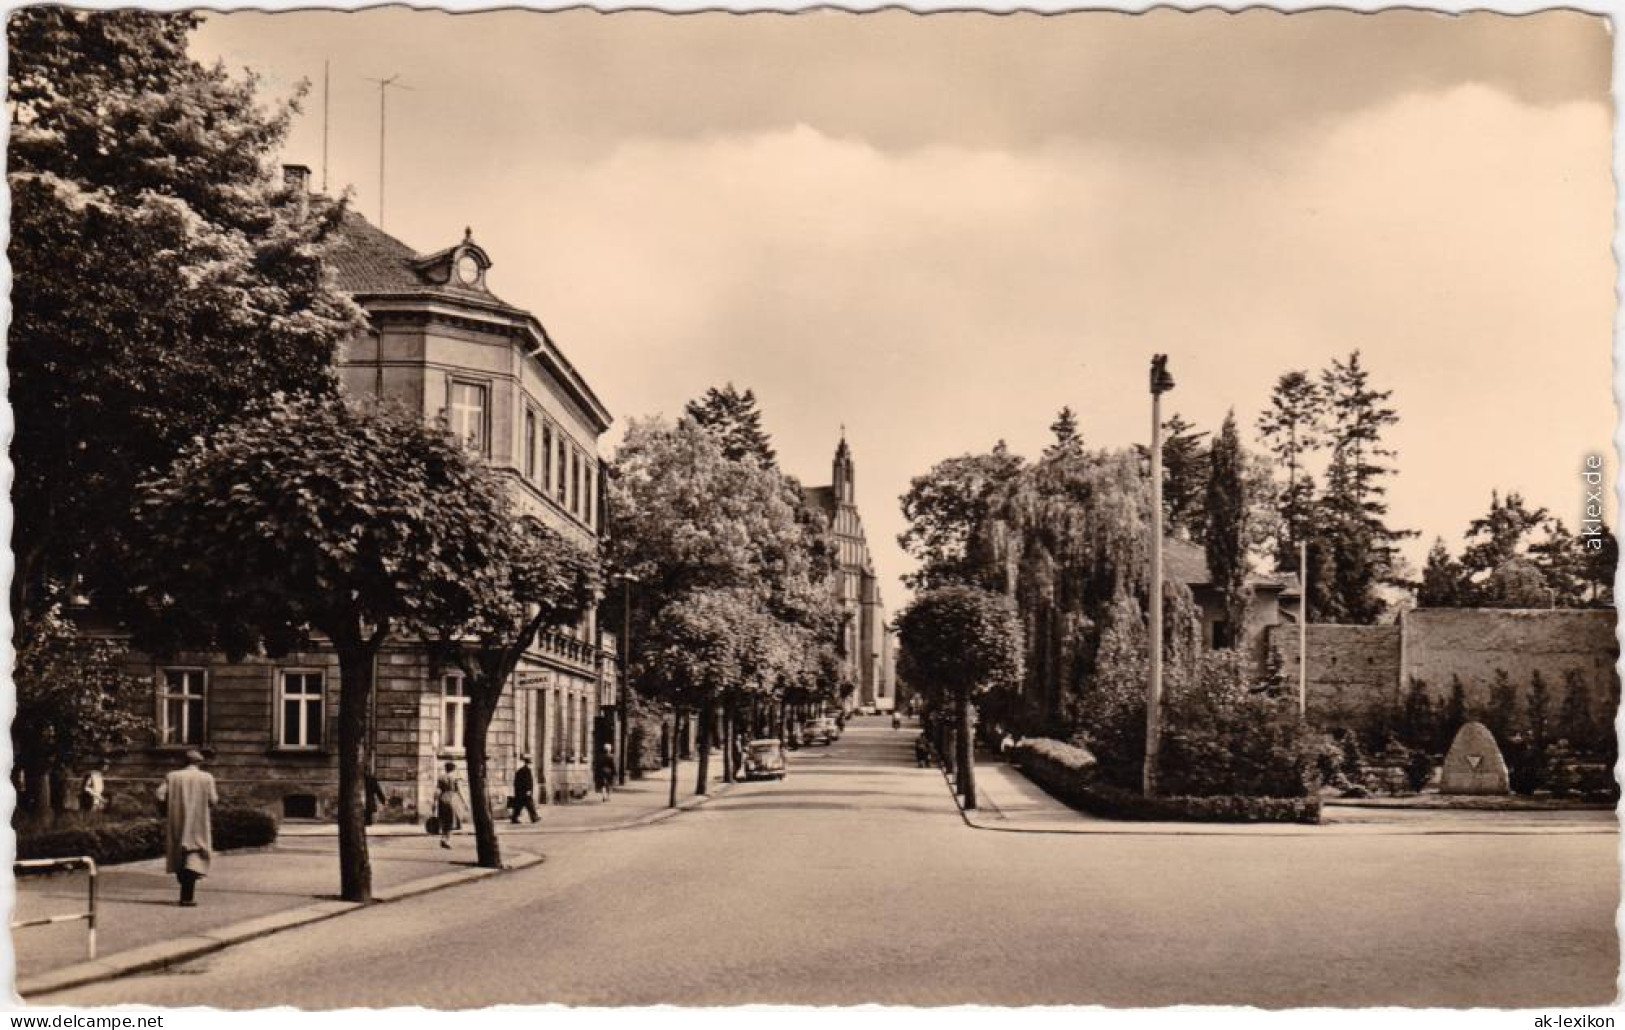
xmin=612 ymin=572 xmax=639 ymax=786
xmin=1144 ymin=354 xmax=1175 ymax=797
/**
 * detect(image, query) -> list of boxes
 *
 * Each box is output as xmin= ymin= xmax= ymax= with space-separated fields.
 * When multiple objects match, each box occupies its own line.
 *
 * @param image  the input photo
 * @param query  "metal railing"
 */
xmin=12 ymin=856 xmax=98 ymax=960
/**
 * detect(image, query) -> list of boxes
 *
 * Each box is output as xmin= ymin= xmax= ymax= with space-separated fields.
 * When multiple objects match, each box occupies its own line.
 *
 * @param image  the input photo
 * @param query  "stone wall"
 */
xmin=1403 ymin=609 xmax=1618 ymax=713
xmin=1270 ymin=624 xmax=1402 ymax=731
xmin=1267 ymin=608 xmax=1620 ymax=738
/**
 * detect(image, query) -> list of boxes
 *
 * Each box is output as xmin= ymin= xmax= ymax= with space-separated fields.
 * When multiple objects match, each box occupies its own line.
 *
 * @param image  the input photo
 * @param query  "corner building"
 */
xmin=109 ymin=167 xmax=618 ymax=821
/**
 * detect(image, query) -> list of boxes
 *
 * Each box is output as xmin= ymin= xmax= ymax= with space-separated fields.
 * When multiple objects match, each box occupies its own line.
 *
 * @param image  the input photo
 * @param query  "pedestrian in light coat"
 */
xmin=155 ymin=750 xmax=218 ymax=907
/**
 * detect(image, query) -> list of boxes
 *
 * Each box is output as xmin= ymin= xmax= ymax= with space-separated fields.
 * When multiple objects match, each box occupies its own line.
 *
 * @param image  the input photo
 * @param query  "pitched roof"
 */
xmin=323 ymin=208 xmax=509 ymax=306
xmin=803 ymin=486 xmax=836 ymax=518
xmin=1163 ymin=536 xmax=1295 ymax=592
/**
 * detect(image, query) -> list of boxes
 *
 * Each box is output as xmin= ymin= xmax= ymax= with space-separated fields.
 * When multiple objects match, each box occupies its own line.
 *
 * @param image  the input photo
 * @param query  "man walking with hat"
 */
xmin=155 ymin=750 xmax=218 ymax=907
xmin=511 ymin=754 xmax=540 ymax=824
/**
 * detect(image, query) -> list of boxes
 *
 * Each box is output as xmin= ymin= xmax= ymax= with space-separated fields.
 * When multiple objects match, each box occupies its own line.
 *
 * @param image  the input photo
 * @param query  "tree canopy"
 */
xmin=8 ymin=8 xmax=361 ymax=618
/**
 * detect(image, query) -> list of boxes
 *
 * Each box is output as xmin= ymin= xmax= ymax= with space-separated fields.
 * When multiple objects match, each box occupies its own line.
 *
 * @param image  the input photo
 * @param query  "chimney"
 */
xmin=282 ymin=164 xmax=312 ymax=219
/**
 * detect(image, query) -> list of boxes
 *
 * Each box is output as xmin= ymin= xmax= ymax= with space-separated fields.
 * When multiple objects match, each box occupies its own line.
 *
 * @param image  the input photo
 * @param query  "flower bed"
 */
xmin=1013 ymin=738 xmax=1321 ymax=825
xmin=16 ymin=806 xmax=280 ymax=867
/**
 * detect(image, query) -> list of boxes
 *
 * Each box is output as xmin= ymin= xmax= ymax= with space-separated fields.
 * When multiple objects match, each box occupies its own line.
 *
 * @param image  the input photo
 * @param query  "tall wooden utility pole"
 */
xmin=1298 ymin=539 xmax=1309 ymax=718
xmin=1143 ymin=354 xmax=1175 ymax=796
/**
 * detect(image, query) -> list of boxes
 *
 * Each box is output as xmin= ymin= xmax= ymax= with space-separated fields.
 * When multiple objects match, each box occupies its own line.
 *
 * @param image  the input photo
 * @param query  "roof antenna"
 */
xmin=364 ymin=73 xmax=414 ymax=230
xmin=322 ymin=59 xmax=330 ymax=194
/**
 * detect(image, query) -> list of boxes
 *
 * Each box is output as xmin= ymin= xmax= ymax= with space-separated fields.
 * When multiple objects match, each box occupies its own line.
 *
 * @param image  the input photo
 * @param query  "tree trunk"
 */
xmin=667 ymin=711 xmax=681 ymax=809
xmin=465 ymin=690 xmax=502 ymax=869
xmin=721 ymin=700 xmax=735 ymax=784
xmin=695 ymin=695 xmax=713 ymax=795
xmin=617 ymin=687 xmax=632 ymax=786
xmin=335 ymin=644 xmax=378 ymax=903
xmin=957 ymin=693 xmax=976 ymax=810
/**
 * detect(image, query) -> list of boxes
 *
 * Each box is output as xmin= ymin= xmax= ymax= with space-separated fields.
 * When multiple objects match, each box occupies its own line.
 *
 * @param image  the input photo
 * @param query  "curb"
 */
xmin=18 ymin=851 xmax=544 ymax=999
xmin=939 ymin=764 xmax=1618 ymax=838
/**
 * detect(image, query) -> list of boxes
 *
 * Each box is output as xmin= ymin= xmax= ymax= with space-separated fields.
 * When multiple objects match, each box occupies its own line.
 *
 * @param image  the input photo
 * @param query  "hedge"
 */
xmin=1013 ymin=738 xmax=1321 ymax=825
xmin=16 ymin=806 xmax=281 ymax=867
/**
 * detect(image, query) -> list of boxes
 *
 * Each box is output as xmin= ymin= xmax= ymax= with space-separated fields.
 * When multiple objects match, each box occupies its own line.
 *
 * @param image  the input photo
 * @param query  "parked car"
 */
xmin=743 ymin=739 xmax=788 ymax=781
xmin=805 ymin=717 xmax=839 ymax=746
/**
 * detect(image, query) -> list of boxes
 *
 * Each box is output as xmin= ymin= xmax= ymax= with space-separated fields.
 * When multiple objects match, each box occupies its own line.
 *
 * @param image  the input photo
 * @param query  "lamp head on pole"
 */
xmin=1150 ymin=354 xmax=1175 ymax=396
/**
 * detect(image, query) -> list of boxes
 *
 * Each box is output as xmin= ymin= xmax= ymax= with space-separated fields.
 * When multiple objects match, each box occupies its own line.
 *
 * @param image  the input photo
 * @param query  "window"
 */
xmin=552 ymin=689 xmax=566 ymax=759
xmin=556 ymin=434 xmax=568 ymax=503
xmin=160 ymin=668 xmax=205 ymax=747
xmin=543 ymin=421 xmax=554 ymax=492
xmin=443 ymin=674 xmax=470 ymax=752
xmin=578 ymin=696 xmax=589 ymax=758
xmin=279 ymin=671 xmax=324 ymax=749
xmin=569 ymin=449 xmax=580 ymax=515
xmin=524 ymin=409 xmax=537 ymax=482
xmin=449 ymin=381 xmax=488 ymax=455
xmin=591 ymin=464 xmax=604 ymax=529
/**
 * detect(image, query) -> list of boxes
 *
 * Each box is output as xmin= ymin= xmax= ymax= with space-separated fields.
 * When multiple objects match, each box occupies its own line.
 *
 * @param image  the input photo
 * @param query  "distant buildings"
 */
xmin=805 ymin=436 xmax=896 ymax=712
xmin=112 ymin=167 xmax=618 ymax=820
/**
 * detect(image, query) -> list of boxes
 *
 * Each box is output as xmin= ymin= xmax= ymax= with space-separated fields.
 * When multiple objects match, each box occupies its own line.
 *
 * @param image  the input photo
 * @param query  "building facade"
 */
xmin=805 ymin=437 xmax=896 ymax=712
xmin=109 ymin=168 xmax=617 ymax=820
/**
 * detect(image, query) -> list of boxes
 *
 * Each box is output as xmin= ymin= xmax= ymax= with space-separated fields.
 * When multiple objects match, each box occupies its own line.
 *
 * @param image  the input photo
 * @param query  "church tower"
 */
xmin=833 ymin=432 xmax=855 ymax=503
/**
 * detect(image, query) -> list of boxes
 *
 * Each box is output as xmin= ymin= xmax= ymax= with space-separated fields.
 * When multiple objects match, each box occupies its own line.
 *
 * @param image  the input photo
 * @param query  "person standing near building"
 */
xmin=80 ymin=762 xmax=107 ymax=814
xmin=593 ymin=744 xmax=616 ymax=803
xmin=511 ymin=755 xmax=539 ymax=823
xmin=155 ymin=750 xmax=217 ymax=907
xmin=364 ymin=770 xmax=387 ymax=826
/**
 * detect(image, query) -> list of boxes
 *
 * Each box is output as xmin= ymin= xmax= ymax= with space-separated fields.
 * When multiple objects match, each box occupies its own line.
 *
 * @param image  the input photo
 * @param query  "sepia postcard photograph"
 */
xmin=3 ymin=1 xmax=1621 ymax=1018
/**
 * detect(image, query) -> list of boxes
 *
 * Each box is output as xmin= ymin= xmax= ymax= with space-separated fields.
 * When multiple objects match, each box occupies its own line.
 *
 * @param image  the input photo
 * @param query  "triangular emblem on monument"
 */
xmin=1467 ymin=755 xmax=1482 ymax=770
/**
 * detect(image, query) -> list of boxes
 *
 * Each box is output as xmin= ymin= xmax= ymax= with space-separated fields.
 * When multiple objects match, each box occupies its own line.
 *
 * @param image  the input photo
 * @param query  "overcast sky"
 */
xmin=193 ymin=9 xmax=1616 ymax=609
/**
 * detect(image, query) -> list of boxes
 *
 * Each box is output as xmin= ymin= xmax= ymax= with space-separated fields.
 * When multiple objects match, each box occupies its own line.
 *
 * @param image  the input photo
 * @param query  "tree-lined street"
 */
xmin=43 ymin=719 xmax=1619 ymax=1009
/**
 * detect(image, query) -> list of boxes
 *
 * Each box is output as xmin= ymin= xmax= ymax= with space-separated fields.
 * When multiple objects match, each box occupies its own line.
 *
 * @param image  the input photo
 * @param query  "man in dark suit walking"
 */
xmin=510 ymin=754 xmax=540 ymax=823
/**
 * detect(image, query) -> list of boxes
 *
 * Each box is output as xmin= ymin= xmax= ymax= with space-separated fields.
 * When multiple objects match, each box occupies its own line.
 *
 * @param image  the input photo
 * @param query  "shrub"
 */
xmin=15 ymin=805 xmax=279 ymax=867
xmin=213 ymin=806 xmax=280 ymax=850
xmin=1157 ymin=651 xmax=1323 ymax=798
xmin=1012 ymin=738 xmax=1320 ymax=824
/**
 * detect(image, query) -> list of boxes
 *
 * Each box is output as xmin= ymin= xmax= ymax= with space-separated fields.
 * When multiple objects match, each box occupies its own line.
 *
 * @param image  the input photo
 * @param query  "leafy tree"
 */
xmin=607 ymin=416 xmax=839 ymax=794
xmin=897 ymin=444 xmax=1025 ymax=592
xmin=1483 ymin=669 xmax=1520 ymax=746
xmin=1204 ymin=410 xmax=1251 ymax=639
xmin=8 ymin=9 xmax=360 ymax=620
xmin=426 ymin=523 xmax=599 ymax=868
xmin=130 ymin=395 xmax=505 ymax=902
xmin=1045 ymin=407 xmax=1083 ymax=455
xmin=684 ymin=383 xmax=776 ymax=466
xmin=1160 ymin=650 xmax=1323 ymax=798
xmin=1256 ymin=370 xmax=1325 ymax=565
xmin=1531 ymin=517 xmax=1617 ymax=608
xmin=1417 ymin=538 xmax=1471 ymax=607
xmin=12 ymin=595 xmax=150 ymax=816
xmin=1316 ymin=351 xmax=1412 ymax=622
xmin=895 ymin=586 xmax=1024 ymax=810
xmin=1556 ymin=669 xmax=1598 ymax=754
xmin=1461 ymin=491 xmax=1549 ymax=581
xmin=1397 ymin=677 xmax=1436 ymax=752
xmin=1159 ymin=413 xmax=1210 ymax=542
xmin=1482 ymin=559 xmax=1551 ymax=608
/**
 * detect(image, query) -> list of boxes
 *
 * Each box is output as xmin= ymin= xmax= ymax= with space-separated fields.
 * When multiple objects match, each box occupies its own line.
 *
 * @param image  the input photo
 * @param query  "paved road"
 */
xmin=45 ymin=718 xmax=1619 ymax=1008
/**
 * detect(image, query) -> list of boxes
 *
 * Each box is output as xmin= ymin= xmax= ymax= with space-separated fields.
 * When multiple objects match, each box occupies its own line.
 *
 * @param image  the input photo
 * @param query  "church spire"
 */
xmin=833 ymin=430 xmax=854 ymax=503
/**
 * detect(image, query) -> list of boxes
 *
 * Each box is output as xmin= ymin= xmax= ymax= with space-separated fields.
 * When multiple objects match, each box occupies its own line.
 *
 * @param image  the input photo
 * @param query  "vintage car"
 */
xmin=742 ymin=738 xmax=788 ymax=781
xmin=805 ymin=717 xmax=840 ymax=746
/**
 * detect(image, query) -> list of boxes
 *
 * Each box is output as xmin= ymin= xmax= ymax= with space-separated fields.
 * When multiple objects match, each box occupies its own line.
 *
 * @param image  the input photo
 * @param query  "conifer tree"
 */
xmin=684 ymin=383 xmax=777 ymax=465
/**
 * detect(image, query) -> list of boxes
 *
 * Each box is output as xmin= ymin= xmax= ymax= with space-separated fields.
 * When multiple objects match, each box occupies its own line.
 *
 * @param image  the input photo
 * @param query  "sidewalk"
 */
xmin=13 ymin=761 xmax=730 ymax=998
xmin=280 ymin=760 xmax=728 ymax=838
xmin=949 ymin=759 xmax=1618 ymax=837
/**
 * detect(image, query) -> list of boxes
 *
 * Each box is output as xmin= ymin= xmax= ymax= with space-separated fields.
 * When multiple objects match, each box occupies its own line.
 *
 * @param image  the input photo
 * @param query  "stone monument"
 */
xmin=1438 ymin=721 xmax=1511 ymax=795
